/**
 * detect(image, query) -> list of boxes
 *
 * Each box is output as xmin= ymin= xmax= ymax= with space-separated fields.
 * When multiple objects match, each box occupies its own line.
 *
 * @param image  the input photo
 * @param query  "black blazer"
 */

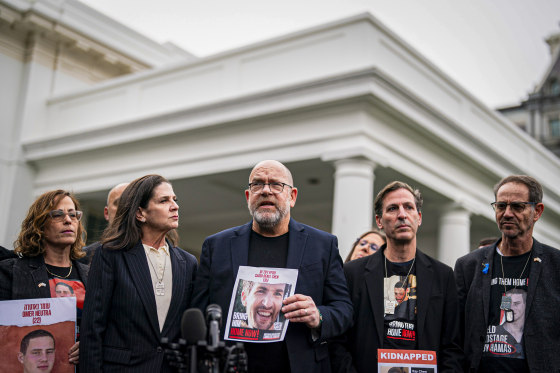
xmin=191 ymin=219 xmax=353 ymax=373
xmin=0 ymin=254 xmax=89 ymax=300
xmin=330 ymin=247 xmax=463 ymax=373
xmin=80 ymin=240 xmax=197 ymax=373
xmin=454 ymin=238 xmax=560 ymax=372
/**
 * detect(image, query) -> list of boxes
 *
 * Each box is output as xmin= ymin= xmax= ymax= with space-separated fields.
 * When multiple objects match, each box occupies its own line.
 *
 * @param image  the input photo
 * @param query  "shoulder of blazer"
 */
xmin=11 ymin=255 xmax=45 ymax=273
xmin=532 ymin=238 xmax=558 ymax=256
xmin=74 ymin=260 xmax=89 ymax=285
xmin=289 ymin=218 xmax=332 ymax=238
xmin=170 ymin=245 xmax=197 ymax=264
xmin=205 ymin=221 xmax=252 ymax=242
xmin=456 ymin=245 xmax=491 ymax=268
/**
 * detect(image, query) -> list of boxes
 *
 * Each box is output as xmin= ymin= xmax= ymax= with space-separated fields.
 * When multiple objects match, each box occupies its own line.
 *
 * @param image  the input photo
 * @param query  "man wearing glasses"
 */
xmin=455 ymin=175 xmax=560 ymax=372
xmin=192 ymin=160 xmax=352 ymax=373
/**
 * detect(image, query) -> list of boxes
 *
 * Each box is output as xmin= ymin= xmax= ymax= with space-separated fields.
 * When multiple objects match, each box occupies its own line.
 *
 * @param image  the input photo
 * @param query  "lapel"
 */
xmin=28 ymin=256 xmax=51 ymax=298
xmin=364 ymin=250 xmax=385 ymax=347
xmin=480 ymin=244 xmax=495 ymax=327
xmin=230 ymin=222 xmax=252 ymax=280
xmin=286 ymin=219 xmax=306 ymax=269
xmin=415 ymin=250 xmax=432 ymax=342
xmin=161 ymin=244 xmax=186 ymax=336
xmin=123 ymin=241 xmax=160 ymax=338
xmin=75 ymin=261 xmax=89 ymax=288
xmin=525 ymin=238 xmax=543 ymax=318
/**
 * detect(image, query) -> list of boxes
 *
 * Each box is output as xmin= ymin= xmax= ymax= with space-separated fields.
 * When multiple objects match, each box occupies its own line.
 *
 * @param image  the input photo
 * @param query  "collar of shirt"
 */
xmin=142 ymin=242 xmax=170 ymax=256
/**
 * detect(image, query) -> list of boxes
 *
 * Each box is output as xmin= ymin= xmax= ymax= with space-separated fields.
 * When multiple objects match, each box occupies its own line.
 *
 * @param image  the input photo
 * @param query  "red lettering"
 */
xmin=230 ymin=328 xmax=244 ymax=336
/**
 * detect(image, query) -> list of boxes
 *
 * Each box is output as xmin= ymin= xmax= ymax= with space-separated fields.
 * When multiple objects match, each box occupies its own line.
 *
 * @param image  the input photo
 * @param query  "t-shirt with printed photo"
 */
xmin=479 ymin=250 xmax=531 ymax=373
xmin=383 ymin=258 xmax=417 ymax=350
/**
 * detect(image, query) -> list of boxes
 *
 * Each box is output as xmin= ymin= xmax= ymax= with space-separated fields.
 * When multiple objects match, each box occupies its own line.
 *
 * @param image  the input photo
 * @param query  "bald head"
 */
xmin=249 ymin=160 xmax=293 ymax=186
xmin=104 ymin=183 xmax=129 ymax=223
xmin=246 ymin=160 xmax=298 ymax=236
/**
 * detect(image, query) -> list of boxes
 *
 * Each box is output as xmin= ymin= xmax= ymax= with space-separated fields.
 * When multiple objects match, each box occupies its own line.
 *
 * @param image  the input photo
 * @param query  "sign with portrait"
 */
xmin=0 ymin=297 xmax=76 ymax=373
xmin=224 ymin=266 xmax=298 ymax=343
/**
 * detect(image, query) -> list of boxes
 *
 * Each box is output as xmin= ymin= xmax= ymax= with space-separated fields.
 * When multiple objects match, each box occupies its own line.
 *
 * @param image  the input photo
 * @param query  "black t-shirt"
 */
xmin=479 ymin=249 xmax=531 ymax=373
xmin=383 ymin=257 xmax=417 ymax=350
xmin=244 ymin=230 xmax=290 ymax=373
xmin=45 ymin=261 xmax=85 ymax=338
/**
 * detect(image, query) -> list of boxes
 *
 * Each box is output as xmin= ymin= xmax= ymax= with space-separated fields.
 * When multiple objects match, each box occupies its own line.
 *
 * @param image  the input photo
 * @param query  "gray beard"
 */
xmin=249 ymin=200 xmax=290 ymax=232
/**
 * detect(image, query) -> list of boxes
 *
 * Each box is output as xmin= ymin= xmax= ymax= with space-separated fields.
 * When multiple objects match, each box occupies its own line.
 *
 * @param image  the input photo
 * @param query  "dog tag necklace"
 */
xmin=147 ymin=250 xmax=167 ymax=296
xmin=499 ymin=247 xmax=530 ymax=322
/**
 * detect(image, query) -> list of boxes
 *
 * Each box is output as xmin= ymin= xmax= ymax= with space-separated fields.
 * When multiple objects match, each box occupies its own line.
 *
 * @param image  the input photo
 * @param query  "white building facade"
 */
xmin=2 ymin=0 xmax=559 ymax=265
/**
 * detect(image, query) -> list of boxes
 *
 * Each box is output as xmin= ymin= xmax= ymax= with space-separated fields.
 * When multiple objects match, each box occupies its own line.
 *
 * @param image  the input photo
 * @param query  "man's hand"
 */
xmin=69 ymin=341 xmax=79 ymax=365
xmin=282 ymin=294 xmax=321 ymax=329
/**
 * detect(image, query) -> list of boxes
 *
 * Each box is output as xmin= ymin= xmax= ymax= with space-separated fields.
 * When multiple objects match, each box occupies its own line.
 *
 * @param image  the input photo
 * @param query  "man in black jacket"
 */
xmin=330 ymin=181 xmax=463 ymax=372
xmin=455 ymin=175 xmax=560 ymax=372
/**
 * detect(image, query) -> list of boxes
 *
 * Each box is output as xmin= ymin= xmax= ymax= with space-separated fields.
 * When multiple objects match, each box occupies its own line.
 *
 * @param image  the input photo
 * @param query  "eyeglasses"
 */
xmin=248 ymin=182 xmax=293 ymax=194
xmin=490 ymin=201 xmax=536 ymax=213
xmin=48 ymin=210 xmax=83 ymax=221
xmin=357 ymin=240 xmax=380 ymax=252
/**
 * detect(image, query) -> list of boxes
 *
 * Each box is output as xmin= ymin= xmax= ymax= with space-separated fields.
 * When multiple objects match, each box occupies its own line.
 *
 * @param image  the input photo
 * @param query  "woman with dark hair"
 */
xmin=344 ymin=229 xmax=386 ymax=263
xmin=0 ymin=190 xmax=88 ymax=365
xmin=80 ymin=174 xmax=197 ymax=373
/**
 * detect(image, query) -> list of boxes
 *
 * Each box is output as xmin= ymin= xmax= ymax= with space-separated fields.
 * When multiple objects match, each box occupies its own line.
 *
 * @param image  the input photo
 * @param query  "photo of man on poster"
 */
xmin=54 ymin=283 xmax=75 ymax=298
xmin=241 ymin=280 xmax=288 ymax=330
xmin=17 ymin=329 xmax=55 ymax=373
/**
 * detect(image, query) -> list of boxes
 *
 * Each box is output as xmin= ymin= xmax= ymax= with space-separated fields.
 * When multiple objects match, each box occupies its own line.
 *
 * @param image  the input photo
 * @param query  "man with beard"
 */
xmin=455 ymin=175 xmax=560 ymax=372
xmin=192 ymin=160 xmax=352 ymax=373
xmin=330 ymin=181 xmax=462 ymax=372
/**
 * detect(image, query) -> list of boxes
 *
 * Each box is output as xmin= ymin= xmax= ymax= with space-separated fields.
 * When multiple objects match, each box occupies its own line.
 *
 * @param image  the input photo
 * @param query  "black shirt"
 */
xmin=45 ymin=262 xmax=85 ymax=337
xmin=383 ymin=257 xmax=418 ymax=350
xmin=244 ymin=230 xmax=290 ymax=373
xmin=479 ymin=249 xmax=531 ymax=373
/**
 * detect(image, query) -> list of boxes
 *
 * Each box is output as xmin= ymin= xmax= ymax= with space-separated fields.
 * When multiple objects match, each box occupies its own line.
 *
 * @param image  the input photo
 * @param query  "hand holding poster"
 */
xmin=225 ymin=266 xmax=298 ymax=343
xmin=377 ymin=349 xmax=437 ymax=373
xmin=0 ymin=297 xmax=76 ymax=373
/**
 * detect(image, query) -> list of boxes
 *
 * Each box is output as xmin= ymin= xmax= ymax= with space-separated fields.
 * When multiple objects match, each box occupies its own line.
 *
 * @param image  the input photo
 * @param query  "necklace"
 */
xmin=45 ymin=263 xmax=73 ymax=279
xmin=384 ymin=255 xmax=415 ymax=315
xmin=499 ymin=247 xmax=531 ymax=323
xmin=146 ymin=249 xmax=167 ymax=296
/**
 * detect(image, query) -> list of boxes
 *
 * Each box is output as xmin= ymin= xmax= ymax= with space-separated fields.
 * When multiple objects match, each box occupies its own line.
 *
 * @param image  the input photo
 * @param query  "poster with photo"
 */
xmin=0 ymin=297 xmax=76 ymax=373
xmin=224 ymin=266 xmax=298 ymax=343
xmin=377 ymin=349 xmax=437 ymax=373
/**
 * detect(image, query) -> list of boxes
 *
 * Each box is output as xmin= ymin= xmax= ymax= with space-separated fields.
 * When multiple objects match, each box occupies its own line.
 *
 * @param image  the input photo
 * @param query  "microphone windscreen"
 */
xmin=181 ymin=308 xmax=207 ymax=344
xmin=206 ymin=303 xmax=222 ymax=323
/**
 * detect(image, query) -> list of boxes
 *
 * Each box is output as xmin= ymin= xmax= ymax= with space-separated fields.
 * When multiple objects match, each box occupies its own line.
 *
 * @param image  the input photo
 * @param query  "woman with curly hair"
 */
xmin=0 ymin=189 xmax=88 ymax=366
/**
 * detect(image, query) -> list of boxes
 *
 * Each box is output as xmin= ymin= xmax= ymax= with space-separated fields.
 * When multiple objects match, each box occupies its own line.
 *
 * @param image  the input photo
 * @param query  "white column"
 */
xmin=331 ymin=159 xmax=376 ymax=260
xmin=437 ymin=204 xmax=471 ymax=267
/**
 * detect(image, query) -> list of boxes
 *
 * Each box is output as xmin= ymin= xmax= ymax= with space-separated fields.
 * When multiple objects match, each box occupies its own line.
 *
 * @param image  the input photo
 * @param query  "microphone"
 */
xmin=181 ymin=308 xmax=207 ymax=373
xmin=206 ymin=304 xmax=222 ymax=350
xmin=182 ymin=308 xmax=207 ymax=343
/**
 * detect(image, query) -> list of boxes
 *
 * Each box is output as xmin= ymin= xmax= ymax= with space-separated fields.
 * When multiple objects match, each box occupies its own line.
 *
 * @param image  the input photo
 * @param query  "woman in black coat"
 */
xmin=0 ymin=190 xmax=89 ymax=367
xmin=80 ymin=174 xmax=197 ymax=372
